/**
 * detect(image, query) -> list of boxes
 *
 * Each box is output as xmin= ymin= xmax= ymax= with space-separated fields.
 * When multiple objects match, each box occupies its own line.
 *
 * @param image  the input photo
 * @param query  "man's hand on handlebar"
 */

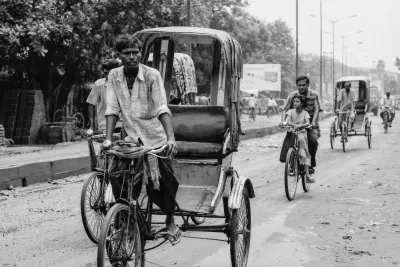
xmin=101 ymin=139 xmax=112 ymax=150
xmin=166 ymin=140 xmax=178 ymax=158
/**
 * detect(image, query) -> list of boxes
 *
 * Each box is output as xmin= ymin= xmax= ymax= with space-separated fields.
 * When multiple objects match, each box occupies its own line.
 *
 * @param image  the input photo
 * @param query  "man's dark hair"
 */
xmin=115 ymin=34 xmax=142 ymax=53
xmin=250 ymin=94 xmax=254 ymax=97
xmin=296 ymin=75 xmax=310 ymax=85
xmin=386 ymin=91 xmax=391 ymax=96
xmin=292 ymin=95 xmax=305 ymax=106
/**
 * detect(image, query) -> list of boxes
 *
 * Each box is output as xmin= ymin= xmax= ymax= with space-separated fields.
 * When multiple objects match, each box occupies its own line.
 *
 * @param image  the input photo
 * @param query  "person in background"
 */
xmin=336 ymin=81 xmax=356 ymax=133
xmin=86 ymin=59 xmax=121 ymax=134
xmin=267 ymin=96 xmax=277 ymax=117
xmin=248 ymin=94 xmax=257 ymax=121
xmin=380 ymin=91 xmax=396 ymax=127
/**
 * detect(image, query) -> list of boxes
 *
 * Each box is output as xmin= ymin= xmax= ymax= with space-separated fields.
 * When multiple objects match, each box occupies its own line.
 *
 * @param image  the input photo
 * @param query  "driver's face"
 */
xmin=297 ymin=79 xmax=309 ymax=94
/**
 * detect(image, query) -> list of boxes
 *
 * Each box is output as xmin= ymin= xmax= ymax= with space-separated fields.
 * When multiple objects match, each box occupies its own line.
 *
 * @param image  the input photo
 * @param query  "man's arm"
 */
xmin=312 ymin=92 xmax=321 ymax=124
xmin=104 ymin=72 xmax=121 ymax=142
xmin=152 ymin=71 xmax=177 ymax=157
xmin=86 ymin=84 xmax=99 ymax=131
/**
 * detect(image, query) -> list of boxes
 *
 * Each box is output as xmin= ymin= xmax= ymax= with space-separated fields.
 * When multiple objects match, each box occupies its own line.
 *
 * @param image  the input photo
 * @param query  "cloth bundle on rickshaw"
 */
xmin=171 ymin=53 xmax=198 ymax=102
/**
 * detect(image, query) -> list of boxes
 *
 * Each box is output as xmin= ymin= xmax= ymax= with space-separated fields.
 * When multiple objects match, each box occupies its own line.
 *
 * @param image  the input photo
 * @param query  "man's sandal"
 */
xmin=168 ymin=228 xmax=182 ymax=246
xmin=306 ymin=177 xmax=315 ymax=183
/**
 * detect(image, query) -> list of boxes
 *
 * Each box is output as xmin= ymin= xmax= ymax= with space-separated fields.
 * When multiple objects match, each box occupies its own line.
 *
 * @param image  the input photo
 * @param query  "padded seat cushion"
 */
xmin=169 ymin=105 xmax=229 ymax=143
xmin=176 ymin=141 xmax=223 ymax=156
xmin=355 ymin=99 xmax=367 ymax=114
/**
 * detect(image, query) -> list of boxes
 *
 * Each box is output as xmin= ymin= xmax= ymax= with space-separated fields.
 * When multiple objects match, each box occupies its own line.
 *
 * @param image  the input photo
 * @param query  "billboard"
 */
xmin=241 ymin=64 xmax=281 ymax=96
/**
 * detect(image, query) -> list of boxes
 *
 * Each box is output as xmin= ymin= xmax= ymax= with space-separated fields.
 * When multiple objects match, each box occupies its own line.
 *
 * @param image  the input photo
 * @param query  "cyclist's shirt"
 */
xmin=284 ymin=90 xmax=321 ymax=119
xmin=248 ymin=97 xmax=257 ymax=108
xmin=286 ymin=109 xmax=310 ymax=133
xmin=105 ymin=64 xmax=171 ymax=148
xmin=86 ymin=78 xmax=107 ymax=131
xmin=381 ymin=96 xmax=395 ymax=107
xmin=338 ymin=89 xmax=356 ymax=110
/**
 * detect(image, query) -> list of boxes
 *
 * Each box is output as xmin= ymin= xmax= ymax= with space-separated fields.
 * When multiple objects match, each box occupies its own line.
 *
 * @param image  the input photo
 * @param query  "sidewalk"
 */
xmin=0 ymin=113 xmax=332 ymax=190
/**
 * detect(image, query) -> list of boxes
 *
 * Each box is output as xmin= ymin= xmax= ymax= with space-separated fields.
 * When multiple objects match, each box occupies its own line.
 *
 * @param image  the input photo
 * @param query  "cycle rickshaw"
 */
xmin=330 ymin=76 xmax=372 ymax=152
xmin=95 ymin=27 xmax=255 ymax=267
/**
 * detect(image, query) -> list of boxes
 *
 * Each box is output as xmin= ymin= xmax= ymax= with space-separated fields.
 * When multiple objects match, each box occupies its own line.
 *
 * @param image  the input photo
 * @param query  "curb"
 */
xmin=0 ymin=156 xmax=90 ymax=190
xmin=0 ymin=112 xmax=334 ymax=191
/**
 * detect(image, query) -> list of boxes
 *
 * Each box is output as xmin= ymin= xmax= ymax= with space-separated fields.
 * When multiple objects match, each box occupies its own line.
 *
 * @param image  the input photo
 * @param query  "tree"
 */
xmin=395 ymin=57 xmax=400 ymax=71
xmin=0 ymin=0 xmax=186 ymax=118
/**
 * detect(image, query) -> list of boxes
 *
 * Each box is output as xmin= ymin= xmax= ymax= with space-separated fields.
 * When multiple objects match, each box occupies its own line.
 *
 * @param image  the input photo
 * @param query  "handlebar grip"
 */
xmin=149 ymin=145 xmax=168 ymax=154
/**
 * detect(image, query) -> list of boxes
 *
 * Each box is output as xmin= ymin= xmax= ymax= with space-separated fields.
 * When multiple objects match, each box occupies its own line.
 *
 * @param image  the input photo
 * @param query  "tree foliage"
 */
xmin=395 ymin=57 xmax=400 ymax=71
xmin=0 ymin=0 xmax=185 ymax=117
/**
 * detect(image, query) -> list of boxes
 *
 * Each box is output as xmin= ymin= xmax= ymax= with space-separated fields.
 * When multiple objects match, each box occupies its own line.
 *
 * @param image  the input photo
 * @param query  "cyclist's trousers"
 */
xmin=380 ymin=109 xmax=395 ymax=123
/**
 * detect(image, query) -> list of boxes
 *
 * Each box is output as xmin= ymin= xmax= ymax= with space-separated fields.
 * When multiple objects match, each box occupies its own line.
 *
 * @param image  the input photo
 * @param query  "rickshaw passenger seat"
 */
xmin=169 ymin=105 xmax=229 ymax=158
xmin=354 ymin=99 xmax=367 ymax=114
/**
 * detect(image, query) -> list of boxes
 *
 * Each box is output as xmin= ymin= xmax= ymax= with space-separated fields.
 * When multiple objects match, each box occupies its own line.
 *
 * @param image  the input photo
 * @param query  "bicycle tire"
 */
xmin=301 ymin=165 xmax=311 ymax=193
xmin=384 ymin=113 xmax=388 ymax=133
xmin=330 ymin=126 xmax=335 ymax=149
xmin=341 ymin=123 xmax=347 ymax=152
xmin=366 ymin=124 xmax=372 ymax=148
xmin=97 ymin=203 xmax=144 ymax=267
xmin=53 ymin=109 xmax=63 ymax=122
xmin=230 ymin=187 xmax=251 ymax=267
xmin=80 ymin=172 xmax=107 ymax=244
xmin=284 ymin=147 xmax=298 ymax=201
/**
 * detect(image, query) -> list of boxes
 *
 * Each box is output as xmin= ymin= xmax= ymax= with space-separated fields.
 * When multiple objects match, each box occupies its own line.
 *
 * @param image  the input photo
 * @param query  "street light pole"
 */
xmin=320 ymin=0 xmax=323 ymax=97
xmin=332 ymin=22 xmax=335 ymax=93
xmin=341 ymin=36 xmax=345 ymax=76
xmin=296 ymin=0 xmax=299 ymax=78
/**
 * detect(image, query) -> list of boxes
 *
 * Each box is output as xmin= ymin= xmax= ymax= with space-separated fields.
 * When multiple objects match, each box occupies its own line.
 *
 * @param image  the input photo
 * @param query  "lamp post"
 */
xmin=340 ymin=30 xmax=362 ymax=76
xmin=310 ymin=14 xmax=357 ymax=95
xmin=296 ymin=0 xmax=299 ymax=78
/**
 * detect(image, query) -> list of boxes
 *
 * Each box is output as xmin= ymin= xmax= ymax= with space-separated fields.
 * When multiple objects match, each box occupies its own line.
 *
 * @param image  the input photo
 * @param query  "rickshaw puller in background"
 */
xmin=380 ymin=92 xmax=396 ymax=127
xmin=86 ymin=59 xmax=121 ymax=135
xmin=336 ymin=81 xmax=356 ymax=134
xmin=280 ymin=76 xmax=321 ymax=174
xmin=102 ymin=34 xmax=181 ymax=245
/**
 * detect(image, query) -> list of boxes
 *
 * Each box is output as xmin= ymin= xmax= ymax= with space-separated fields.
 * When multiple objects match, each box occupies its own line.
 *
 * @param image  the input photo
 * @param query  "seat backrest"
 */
xmin=169 ymin=105 xmax=229 ymax=143
xmin=355 ymin=99 xmax=366 ymax=110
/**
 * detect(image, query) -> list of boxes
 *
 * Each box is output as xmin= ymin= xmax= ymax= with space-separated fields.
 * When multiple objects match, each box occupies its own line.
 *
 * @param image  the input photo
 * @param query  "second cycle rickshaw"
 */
xmin=95 ymin=27 xmax=255 ymax=267
xmin=330 ymin=76 xmax=372 ymax=152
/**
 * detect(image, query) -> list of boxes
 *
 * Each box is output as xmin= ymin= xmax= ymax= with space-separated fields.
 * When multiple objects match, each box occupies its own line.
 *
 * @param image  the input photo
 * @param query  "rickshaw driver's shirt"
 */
xmin=381 ymin=96 xmax=395 ymax=107
xmin=284 ymin=89 xmax=321 ymax=119
xmin=248 ymin=97 xmax=257 ymax=108
xmin=338 ymin=88 xmax=356 ymax=110
xmin=86 ymin=78 xmax=107 ymax=131
xmin=105 ymin=64 xmax=172 ymax=148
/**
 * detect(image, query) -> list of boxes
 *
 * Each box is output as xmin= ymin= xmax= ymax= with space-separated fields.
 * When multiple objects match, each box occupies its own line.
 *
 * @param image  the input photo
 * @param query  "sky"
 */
xmin=245 ymin=0 xmax=400 ymax=71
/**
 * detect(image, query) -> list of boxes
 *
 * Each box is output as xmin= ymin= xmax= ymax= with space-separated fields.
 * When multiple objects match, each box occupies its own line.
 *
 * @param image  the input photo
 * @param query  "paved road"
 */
xmin=1 ymin=113 xmax=399 ymax=267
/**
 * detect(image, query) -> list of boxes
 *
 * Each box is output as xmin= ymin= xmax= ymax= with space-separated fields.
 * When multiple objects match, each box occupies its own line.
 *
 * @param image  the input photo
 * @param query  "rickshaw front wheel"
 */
xmin=230 ymin=187 xmax=251 ymax=267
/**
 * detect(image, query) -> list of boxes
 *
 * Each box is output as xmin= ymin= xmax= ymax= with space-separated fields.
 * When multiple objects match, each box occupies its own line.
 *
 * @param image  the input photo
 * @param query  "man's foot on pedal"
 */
xmin=288 ymin=168 xmax=295 ymax=176
xmin=309 ymin=167 xmax=315 ymax=174
xmin=389 ymin=122 xmax=392 ymax=127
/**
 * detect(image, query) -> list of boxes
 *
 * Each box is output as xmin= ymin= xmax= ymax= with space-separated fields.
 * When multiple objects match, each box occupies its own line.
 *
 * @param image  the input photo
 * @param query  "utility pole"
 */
xmin=320 ymin=0 xmax=323 ymax=97
xmin=341 ymin=36 xmax=345 ymax=76
xmin=332 ymin=22 xmax=335 ymax=93
xmin=187 ymin=0 xmax=191 ymax=56
xmin=296 ymin=0 xmax=299 ymax=78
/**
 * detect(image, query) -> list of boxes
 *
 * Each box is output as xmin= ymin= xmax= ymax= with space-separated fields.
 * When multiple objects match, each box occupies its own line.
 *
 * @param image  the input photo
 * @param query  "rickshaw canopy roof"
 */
xmin=133 ymin=27 xmax=243 ymax=78
xmin=337 ymin=76 xmax=370 ymax=83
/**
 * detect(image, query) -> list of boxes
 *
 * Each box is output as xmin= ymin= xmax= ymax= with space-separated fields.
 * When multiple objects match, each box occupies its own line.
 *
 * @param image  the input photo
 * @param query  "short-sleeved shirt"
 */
xmin=86 ymin=78 xmax=107 ymax=131
xmin=267 ymin=99 xmax=277 ymax=107
xmin=338 ymin=89 xmax=356 ymax=110
xmin=381 ymin=96 xmax=395 ymax=107
xmin=286 ymin=109 xmax=310 ymax=133
xmin=248 ymin=97 xmax=257 ymax=108
xmin=284 ymin=89 xmax=321 ymax=118
xmin=105 ymin=64 xmax=171 ymax=148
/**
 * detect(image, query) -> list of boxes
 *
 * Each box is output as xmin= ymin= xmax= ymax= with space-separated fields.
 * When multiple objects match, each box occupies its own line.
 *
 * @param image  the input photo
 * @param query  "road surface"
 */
xmin=1 ymin=114 xmax=400 ymax=267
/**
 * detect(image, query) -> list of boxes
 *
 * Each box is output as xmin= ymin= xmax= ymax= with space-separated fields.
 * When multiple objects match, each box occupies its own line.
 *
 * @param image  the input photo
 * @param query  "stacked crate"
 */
xmin=0 ymin=124 xmax=5 ymax=146
xmin=0 ymin=90 xmax=20 ymax=139
xmin=13 ymin=90 xmax=46 ymax=144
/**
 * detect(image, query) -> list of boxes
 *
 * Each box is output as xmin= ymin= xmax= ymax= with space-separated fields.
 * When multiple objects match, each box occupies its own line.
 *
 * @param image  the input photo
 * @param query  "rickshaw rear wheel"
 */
xmin=97 ymin=203 xmax=144 ymax=267
xmin=230 ymin=187 xmax=251 ymax=267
